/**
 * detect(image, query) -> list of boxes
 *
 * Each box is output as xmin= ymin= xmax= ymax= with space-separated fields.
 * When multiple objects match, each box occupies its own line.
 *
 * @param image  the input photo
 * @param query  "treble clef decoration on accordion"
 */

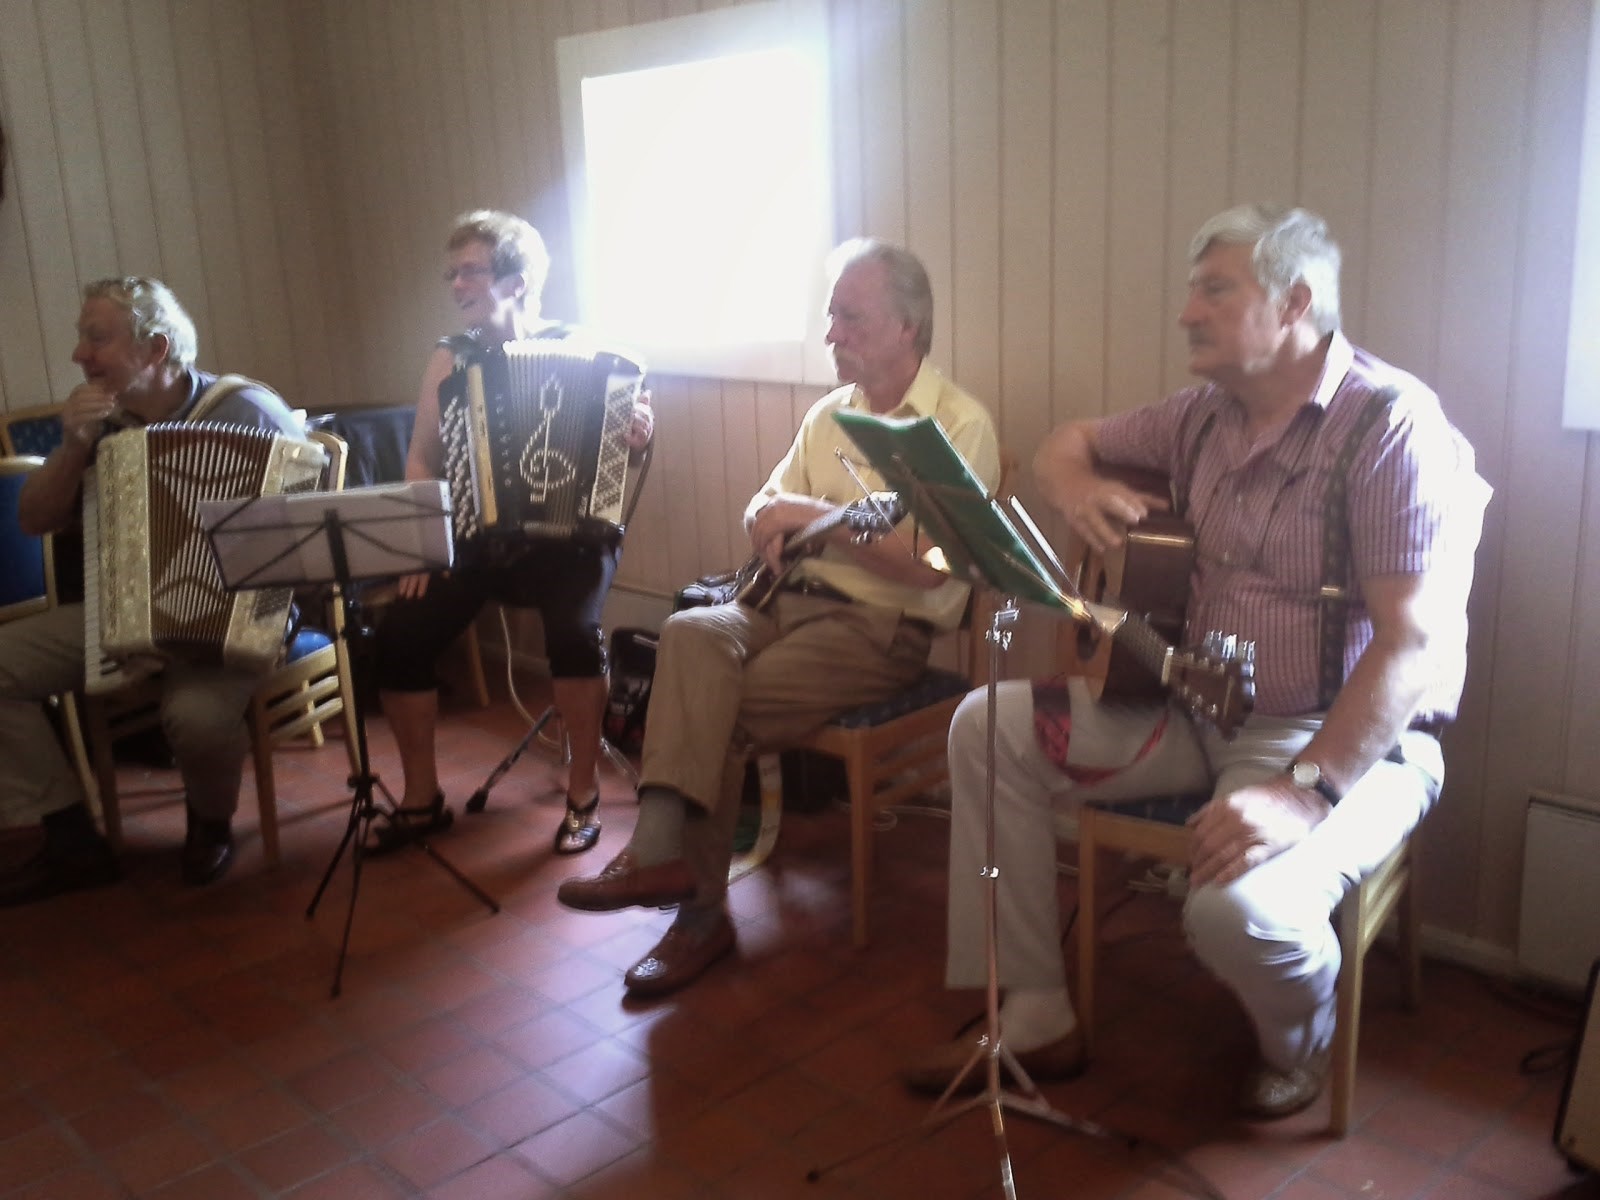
xmin=437 ymin=337 xmax=646 ymax=556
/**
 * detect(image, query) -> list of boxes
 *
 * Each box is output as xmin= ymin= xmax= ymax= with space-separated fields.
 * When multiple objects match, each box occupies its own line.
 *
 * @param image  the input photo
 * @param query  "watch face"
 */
xmin=1291 ymin=760 xmax=1320 ymax=788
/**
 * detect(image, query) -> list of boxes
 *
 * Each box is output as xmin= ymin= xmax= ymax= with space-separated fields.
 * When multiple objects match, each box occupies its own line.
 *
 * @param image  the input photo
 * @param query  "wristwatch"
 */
xmin=1288 ymin=759 xmax=1341 ymax=805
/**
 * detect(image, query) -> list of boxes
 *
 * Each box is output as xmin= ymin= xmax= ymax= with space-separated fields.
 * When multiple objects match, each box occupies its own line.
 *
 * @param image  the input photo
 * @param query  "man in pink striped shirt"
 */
xmin=904 ymin=205 xmax=1490 ymax=1119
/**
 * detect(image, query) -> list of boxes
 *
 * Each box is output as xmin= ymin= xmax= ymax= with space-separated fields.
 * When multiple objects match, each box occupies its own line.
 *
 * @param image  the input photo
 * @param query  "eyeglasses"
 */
xmin=443 ymin=264 xmax=496 ymax=283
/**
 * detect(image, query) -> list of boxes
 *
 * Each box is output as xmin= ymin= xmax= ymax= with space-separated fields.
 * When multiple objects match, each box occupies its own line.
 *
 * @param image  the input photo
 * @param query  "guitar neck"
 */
xmin=1113 ymin=614 xmax=1173 ymax=685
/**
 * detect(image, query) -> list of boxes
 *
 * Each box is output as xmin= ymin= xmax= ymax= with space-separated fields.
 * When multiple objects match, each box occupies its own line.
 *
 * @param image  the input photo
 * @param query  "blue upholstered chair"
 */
xmin=2 ymin=454 xmax=101 ymax=815
xmin=0 ymin=404 xmax=66 ymax=458
xmin=0 ymin=456 xmax=50 ymax=623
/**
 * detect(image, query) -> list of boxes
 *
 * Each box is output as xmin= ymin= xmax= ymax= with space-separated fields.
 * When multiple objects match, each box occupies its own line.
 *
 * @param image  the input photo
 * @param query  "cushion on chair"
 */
xmin=825 ymin=668 xmax=971 ymax=729
xmin=1086 ymin=791 xmax=1212 ymax=826
xmin=286 ymin=628 xmax=334 ymax=662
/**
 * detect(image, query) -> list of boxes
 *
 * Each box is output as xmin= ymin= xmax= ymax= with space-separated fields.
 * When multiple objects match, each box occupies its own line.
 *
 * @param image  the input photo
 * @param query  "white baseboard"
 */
xmin=1418 ymin=925 xmax=1521 ymax=980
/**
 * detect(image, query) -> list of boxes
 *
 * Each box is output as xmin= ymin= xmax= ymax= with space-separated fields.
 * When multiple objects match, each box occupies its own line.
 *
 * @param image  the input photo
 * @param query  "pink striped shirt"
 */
xmin=1094 ymin=333 xmax=1490 ymax=718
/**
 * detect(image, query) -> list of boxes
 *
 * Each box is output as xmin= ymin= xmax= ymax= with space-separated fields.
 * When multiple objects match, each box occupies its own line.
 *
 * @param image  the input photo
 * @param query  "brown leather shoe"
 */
xmin=623 ymin=915 xmax=736 ymax=997
xmin=901 ymin=1026 xmax=1088 ymax=1096
xmin=1239 ymin=1050 xmax=1328 ymax=1119
xmin=556 ymin=851 xmax=697 ymax=912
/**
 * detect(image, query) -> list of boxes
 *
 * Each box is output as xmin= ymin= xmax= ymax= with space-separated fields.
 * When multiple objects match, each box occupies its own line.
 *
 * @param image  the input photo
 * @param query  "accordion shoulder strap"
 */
xmin=188 ymin=373 xmax=271 ymax=424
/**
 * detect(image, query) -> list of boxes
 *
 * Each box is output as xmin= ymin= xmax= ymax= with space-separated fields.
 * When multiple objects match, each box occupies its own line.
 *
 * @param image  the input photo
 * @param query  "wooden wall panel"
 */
xmin=1 ymin=0 xmax=1597 ymax=966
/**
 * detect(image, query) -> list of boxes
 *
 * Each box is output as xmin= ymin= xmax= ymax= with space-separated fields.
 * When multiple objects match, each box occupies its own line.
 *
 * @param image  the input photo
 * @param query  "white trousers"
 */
xmin=945 ymin=679 xmax=1442 ymax=1070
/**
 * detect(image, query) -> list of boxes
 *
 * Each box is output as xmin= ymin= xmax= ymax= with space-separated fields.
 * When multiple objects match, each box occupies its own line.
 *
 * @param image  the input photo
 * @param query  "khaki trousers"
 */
xmin=0 ymin=603 xmax=260 ymax=826
xmin=640 ymin=592 xmax=933 ymax=904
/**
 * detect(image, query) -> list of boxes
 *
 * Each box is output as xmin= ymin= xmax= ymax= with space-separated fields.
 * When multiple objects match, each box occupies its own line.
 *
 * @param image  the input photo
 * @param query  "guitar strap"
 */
xmin=1315 ymin=386 xmax=1399 ymax=709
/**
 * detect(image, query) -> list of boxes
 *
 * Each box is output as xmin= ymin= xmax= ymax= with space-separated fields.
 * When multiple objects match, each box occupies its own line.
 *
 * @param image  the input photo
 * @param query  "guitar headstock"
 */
xmin=1167 ymin=632 xmax=1256 ymax=739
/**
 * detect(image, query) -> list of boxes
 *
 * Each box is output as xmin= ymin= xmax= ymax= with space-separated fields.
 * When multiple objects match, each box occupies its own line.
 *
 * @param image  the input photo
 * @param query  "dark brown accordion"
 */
xmin=438 ymin=338 xmax=644 ymax=555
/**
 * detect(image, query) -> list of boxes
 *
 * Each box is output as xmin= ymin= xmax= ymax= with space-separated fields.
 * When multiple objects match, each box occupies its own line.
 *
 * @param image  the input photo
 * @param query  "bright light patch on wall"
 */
xmin=1564 ymin=0 xmax=1600 ymax=430
xmin=558 ymin=1 xmax=833 ymax=385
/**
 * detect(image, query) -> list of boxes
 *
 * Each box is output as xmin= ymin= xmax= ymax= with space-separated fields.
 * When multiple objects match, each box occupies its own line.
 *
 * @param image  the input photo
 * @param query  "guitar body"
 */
xmin=1061 ymin=514 xmax=1196 ymax=702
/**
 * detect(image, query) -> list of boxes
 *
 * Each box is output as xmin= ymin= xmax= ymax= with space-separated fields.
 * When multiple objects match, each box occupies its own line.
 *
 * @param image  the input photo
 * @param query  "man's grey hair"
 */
xmin=826 ymin=237 xmax=934 ymax=358
xmin=83 ymin=276 xmax=199 ymax=369
xmin=1188 ymin=205 xmax=1342 ymax=336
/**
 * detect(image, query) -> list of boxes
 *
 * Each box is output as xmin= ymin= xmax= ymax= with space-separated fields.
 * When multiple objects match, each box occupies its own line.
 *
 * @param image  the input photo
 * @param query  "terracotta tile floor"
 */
xmin=2 ymin=684 xmax=1597 ymax=1199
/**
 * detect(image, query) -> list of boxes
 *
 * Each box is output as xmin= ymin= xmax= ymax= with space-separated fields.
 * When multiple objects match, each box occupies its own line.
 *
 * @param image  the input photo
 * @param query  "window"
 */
xmin=1564 ymin=0 xmax=1600 ymax=430
xmin=556 ymin=0 xmax=833 ymax=385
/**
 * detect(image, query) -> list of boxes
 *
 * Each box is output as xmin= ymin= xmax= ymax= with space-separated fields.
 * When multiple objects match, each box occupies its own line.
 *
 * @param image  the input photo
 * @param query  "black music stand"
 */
xmin=201 ymin=481 xmax=500 ymax=997
xmin=808 ymin=411 xmax=1143 ymax=1198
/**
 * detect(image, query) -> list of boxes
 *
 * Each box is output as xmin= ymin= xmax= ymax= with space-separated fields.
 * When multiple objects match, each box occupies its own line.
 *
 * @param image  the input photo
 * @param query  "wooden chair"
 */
xmin=1 ymin=455 xmax=100 ymax=812
xmin=738 ymin=452 xmax=1016 ymax=949
xmin=85 ymin=430 xmax=361 ymax=864
xmin=0 ymin=404 xmax=66 ymax=458
xmin=1074 ymin=793 xmax=1422 ymax=1136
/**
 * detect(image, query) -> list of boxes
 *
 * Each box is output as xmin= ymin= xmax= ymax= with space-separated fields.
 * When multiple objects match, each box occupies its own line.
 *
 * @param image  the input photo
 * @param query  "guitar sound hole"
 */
xmin=1075 ymin=563 xmax=1110 ymax=662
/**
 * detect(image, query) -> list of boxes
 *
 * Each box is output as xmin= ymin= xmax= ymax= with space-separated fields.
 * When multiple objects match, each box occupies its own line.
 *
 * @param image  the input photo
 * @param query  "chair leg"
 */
xmin=728 ymin=752 xmax=783 ymax=885
xmin=1329 ymin=879 xmax=1368 ymax=1137
xmin=1398 ymin=853 xmax=1423 ymax=1011
xmin=82 ymin=699 xmax=123 ymax=851
xmin=1076 ymin=809 xmax=1099 ymax=1056
xmin=248 ymin=709 xmax=280 ymax=868
xmin=335 ymin=644 xmax=362 ymax=781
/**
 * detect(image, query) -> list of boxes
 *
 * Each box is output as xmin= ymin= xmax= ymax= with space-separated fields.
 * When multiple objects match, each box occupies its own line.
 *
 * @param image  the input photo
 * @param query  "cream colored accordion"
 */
xmin=438 ymin=338 xmax=644 ymax=554
xmin=83 ymin=424 xmax=326 ymax=695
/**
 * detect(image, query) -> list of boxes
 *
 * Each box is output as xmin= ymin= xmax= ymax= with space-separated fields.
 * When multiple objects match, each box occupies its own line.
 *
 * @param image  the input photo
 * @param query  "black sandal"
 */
xmin=367 ymin=792 xmax=453 ymax=856
xmin=552 ymin=792 xmax=601 ymax=856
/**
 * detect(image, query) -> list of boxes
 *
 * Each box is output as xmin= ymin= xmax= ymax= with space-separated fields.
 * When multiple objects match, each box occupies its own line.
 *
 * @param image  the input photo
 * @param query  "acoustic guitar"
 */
xmin=738 ymin=492 xmax=907 ymax=611
xmin=1055 ymin=471 xmax=1255 ymax=738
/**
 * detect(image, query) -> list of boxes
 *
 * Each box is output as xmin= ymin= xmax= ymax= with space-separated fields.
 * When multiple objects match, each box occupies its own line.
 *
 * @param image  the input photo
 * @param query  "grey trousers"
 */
xmin=945 ymin=678 xmax=1442 ymax=1071
xmin=0 ymin=603 xmax=262 ymax=826
xmin=639 ymin=592 xmax=933 ymax=905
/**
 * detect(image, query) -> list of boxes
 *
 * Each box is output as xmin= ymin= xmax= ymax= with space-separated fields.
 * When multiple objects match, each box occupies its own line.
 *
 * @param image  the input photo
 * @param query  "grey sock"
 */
xmin=671 ymin=900 xmax=727 ymax=939
xmin=627 ymin=786 xmax=686 ymax=865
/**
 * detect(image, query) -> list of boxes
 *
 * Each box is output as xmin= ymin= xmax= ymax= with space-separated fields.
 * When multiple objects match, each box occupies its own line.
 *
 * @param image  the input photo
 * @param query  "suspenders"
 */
xmin=1173 ymin=385 xmax=1399 ymax=709
xmin=1313 ymin=386 xmax=1398 ymax=708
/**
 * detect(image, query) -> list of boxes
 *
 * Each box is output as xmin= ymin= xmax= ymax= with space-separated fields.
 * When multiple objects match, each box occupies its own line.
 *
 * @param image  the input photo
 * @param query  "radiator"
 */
xmin=1518 ymin=790 xmax=1600 ymax=991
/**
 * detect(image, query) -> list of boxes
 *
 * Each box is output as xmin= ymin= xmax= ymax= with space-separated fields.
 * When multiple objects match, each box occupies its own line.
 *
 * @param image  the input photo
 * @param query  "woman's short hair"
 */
xmin=83 ymin=277 xmax=198 ymax=369
xmin=1188 ymin=204 xmax=1342 ymax=336
xmin=447 ymin=209 xmax=550 ymax=304
xmin=827 ymin=237 xmax=935 ymax=358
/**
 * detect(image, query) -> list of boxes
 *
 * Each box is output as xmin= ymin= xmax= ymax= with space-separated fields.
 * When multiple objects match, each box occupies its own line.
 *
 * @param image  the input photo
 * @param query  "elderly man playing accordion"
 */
xmin=0 ymin=277 xmax=304 ymax=901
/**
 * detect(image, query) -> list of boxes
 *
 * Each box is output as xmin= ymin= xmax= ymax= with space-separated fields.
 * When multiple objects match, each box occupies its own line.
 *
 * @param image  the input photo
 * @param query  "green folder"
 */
xmin=831 ymin=410 xmax=1073 ymax=611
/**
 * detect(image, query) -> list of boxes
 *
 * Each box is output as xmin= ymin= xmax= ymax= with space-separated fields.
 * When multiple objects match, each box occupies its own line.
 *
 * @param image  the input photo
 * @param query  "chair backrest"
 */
xmin=306 ymin=428 xmax=349 ymax=492
xmin=0 ymin=404 xmax=67 ymax=458
xmin=0 ymin=456 xmax=51 ymax=623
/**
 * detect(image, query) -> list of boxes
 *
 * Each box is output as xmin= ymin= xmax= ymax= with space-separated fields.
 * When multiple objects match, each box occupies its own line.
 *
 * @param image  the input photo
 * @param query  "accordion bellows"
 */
xmin=438 ymin=338 xmax=645 ymax=551
xmin=84 ymin=423 xmax=325 ymax=694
